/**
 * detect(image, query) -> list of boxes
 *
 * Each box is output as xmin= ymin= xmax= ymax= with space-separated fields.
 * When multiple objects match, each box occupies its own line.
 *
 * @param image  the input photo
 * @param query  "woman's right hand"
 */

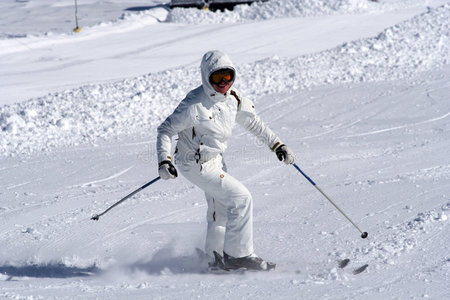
xmin=158 ymin=160 xmax=178 ymax=180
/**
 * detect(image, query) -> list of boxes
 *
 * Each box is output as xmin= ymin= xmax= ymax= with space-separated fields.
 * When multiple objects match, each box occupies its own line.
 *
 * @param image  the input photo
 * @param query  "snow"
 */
xmin=0 ymin=0 xmax=449 ymax=299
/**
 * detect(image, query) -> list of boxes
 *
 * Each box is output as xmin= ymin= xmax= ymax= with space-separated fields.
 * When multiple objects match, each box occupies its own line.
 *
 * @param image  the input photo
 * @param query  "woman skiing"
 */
xmin=156 ymin=50 xmax=295 ymax=270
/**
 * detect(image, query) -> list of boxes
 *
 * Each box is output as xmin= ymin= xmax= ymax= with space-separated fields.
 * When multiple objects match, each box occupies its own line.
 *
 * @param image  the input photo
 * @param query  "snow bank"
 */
xmin=0 ymin=0 xmax=443 ymax=40
xmin=239 ymin=4 xmax=450 ymax=93
xmin=0 ymin=69 xmax=197 ymax=156
xmin=0 ymin=4 xmax=448 ymax=157
xmin=167 ymin=0 xmax=377 ymax=24
xmin=166 ymin=0 xmax=438 ymax=24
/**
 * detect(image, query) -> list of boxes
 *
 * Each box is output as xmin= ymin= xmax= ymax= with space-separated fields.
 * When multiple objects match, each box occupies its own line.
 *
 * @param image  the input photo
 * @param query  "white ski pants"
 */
xmin=179 ymin=155 xmax=254 ymax=258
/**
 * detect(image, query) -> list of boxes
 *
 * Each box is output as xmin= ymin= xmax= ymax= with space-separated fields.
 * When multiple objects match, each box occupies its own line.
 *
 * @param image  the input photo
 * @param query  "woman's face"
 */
xmin=212 ymin=81 xmax=232 ymax=94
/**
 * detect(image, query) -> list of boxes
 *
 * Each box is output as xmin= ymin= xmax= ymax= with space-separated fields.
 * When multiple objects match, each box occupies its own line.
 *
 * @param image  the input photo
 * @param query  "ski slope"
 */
xmin=1 ymin=0 xmax=449 ymax=299
xmin=1 ymin=0 xmax=448 ymax=105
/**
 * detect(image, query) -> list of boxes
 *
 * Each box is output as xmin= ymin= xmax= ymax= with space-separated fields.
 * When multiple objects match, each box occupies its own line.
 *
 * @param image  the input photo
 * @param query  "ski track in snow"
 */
xmin=6 ymin=178 xmax=42 ymax=190
xmin=72 ymin=166 xmax=134 ymax=188
xmin=341 ymin=111 xmax=450 ymax=138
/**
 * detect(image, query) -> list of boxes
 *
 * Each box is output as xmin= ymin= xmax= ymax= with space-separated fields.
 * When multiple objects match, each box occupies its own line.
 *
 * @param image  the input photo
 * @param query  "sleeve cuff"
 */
xmin=271 ymin=141 xmax=282 ymax=152
xmin=158 ymin=154 xmax=172 ymax=163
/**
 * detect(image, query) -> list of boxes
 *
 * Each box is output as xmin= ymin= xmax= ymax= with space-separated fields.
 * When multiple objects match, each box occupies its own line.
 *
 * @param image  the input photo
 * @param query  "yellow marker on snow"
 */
xmin=73 ymin=26 xmax=82 ymax=33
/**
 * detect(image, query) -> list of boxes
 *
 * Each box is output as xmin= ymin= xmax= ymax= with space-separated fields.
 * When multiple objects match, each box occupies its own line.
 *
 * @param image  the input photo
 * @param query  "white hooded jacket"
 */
xmin=157 ymin=50 xmax=282 ymax=165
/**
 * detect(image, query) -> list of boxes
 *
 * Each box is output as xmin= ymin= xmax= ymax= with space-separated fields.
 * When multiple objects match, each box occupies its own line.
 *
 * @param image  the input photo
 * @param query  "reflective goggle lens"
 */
xmin=210 ymin=70 xmax=234 ymax=85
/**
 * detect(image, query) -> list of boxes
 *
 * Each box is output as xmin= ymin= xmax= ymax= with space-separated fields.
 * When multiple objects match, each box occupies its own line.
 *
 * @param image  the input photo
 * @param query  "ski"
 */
xmin=338 ymin=258 xmax=368 ymax=275
xmin=207 ymin=251 xmax=247 ymax=274
xmin=199 ymin=249 xmax=364 ymax=275
xmin=207 ymin=265 xmax=247 ymax=274
xmin=338 ymin=258 xmax=350 ymax=269
xmin=195 ymin=248 xmax=244 ymax=274
xmin=206 ymin=251 xmax=276 ymax=274
xmin=352 ymin=264 xmax=369 ymax=275
xmin=212 ymin=251 xmax=228 ymax=270
xmin=195 ymin=248 xmax=211 ymax=262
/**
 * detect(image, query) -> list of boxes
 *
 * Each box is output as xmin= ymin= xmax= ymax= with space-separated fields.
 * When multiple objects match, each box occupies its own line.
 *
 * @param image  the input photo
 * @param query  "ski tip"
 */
xmin=338 ymin=258 xmax=350 ymax=269
xmin=266 ymin=262 xmax=276 ymax=271
xmin=212 ymin=251 xmax=223 ymax=265
xmin=213 ymin=251 xmax=223 ymax=260
xmin=195 ymin=248 xmax=205 ymax=256
xmin=353 ymin=264 xmax=369 ymax=275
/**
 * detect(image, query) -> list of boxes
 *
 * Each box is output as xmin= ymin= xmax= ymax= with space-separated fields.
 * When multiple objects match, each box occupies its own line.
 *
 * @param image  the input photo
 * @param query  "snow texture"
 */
xmin=168 ymin=0 xmax=440 ymax=24
xmin=0 ymin=0 xmax=449 ymax=299
xmin=1 ymin=4 xmax=449 ymax=157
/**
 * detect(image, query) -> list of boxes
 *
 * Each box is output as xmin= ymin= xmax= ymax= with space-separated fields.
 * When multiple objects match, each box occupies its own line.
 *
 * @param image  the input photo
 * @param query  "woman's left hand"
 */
xmin=275 ymin=144 xmax=295 ymax=165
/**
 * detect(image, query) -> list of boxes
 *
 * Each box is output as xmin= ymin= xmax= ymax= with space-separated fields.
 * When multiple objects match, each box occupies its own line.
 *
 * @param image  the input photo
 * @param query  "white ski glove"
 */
xmin=158 ymin=160 xmax=178 ymax=180
xmin=275 ymin=144 xmax=295 ymax=165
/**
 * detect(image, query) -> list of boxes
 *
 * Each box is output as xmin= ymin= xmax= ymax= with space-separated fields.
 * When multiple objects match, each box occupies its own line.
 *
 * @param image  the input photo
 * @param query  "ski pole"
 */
xmin=91 ymin=176 xmax=161 ymax=221
xmin=293 ymin=163 xmax=368 ymax=239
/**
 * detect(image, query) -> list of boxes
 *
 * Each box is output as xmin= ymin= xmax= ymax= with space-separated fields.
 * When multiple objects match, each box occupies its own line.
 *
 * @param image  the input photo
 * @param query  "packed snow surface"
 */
xmin=0 ymin=0 xmax=449 ymax=299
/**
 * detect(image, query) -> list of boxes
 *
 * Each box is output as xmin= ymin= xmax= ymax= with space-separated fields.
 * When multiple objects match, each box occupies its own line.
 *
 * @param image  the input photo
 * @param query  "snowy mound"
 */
xmin=0 ymin=69 xmax=197 ymax=156
xmin=166 ymin=0 xmax=431 ymax=24
xmin=167 ymin=0 xmax=376 ymax=24
xmin=239 ymin=4 xmax=450 ymax=93
xmin=0 ymin=4 xmax=449 ymax=157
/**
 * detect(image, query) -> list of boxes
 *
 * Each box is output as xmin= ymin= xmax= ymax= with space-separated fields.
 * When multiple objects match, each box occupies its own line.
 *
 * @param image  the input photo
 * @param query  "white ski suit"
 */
xmin=157 ymin=50 xmax=283 ymax=258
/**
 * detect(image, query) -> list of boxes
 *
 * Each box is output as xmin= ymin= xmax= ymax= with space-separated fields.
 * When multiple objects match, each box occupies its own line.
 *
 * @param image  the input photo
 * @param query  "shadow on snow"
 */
xmin=124 ymin=4 xmax=170 ymax=12
xmin=0 ymin=249 xmax=206 ymax=278
xmin=126 ymin=248 xmax=207 ymax=275
xmin=0 ymin=263 xmax=100 ymax=279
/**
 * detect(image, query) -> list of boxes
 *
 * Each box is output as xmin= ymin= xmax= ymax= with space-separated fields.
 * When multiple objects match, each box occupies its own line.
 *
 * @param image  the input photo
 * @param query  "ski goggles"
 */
xmin=209 ymin=69 xmax=235 ymax=85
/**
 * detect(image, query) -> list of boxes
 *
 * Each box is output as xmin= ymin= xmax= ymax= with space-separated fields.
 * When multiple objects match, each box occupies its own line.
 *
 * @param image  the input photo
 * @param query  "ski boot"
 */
xmin=224 ymin=252 xmax=276 ymax=271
